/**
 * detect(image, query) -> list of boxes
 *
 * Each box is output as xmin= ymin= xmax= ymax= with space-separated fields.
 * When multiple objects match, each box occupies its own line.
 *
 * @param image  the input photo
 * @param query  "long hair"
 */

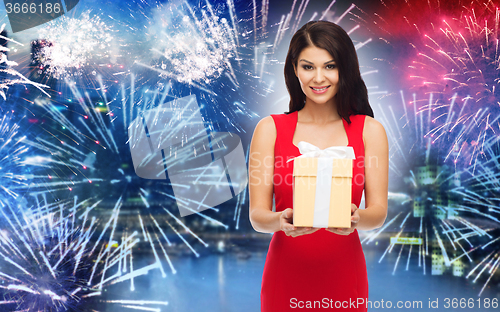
xmin=284 ymin=21 xmax=374 ymax=123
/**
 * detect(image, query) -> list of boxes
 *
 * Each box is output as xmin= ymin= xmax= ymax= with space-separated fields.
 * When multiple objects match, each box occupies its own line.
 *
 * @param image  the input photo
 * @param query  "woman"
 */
xmin=249 ymin=21 xmax=389 ymax=311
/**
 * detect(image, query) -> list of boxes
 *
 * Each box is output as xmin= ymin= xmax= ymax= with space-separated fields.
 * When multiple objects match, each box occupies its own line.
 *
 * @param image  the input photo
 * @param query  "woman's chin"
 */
xmin=308 ymin=98 xmax=335 ymax=106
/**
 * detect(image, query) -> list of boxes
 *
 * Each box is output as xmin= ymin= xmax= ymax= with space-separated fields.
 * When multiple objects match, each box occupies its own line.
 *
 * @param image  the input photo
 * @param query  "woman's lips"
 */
xmin=310 ymin=86 xmax=330 ymax=94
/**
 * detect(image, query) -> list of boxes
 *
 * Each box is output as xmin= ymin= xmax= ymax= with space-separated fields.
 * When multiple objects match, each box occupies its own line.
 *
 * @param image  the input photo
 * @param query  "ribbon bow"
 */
xmin=287 ymin=141 xmax=355 ymax=162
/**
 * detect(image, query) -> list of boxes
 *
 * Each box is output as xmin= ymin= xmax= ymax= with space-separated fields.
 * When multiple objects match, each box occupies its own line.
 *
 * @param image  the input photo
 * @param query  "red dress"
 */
xmin=261 ymin=111 xmax=368 ymax=311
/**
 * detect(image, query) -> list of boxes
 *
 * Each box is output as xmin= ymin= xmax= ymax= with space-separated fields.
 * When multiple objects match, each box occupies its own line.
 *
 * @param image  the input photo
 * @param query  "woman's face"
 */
xmin=294 ymin=45 xmax=339 ymax=106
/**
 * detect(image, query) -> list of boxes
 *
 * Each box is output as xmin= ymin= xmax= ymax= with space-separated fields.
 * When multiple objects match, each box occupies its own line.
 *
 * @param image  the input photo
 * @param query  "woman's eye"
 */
xmin=302 ymin=65 xmax=313 ymax=70
xmin=326 ymin=64 xmax=336 ymax=69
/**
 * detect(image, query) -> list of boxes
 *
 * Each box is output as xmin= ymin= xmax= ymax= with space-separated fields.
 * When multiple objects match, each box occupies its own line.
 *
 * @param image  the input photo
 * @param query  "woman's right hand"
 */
xmin=280 ymin=208 xmax=320 ymax=237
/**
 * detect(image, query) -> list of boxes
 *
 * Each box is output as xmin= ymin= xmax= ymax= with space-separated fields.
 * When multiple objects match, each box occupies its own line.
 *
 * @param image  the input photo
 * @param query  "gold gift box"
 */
xmin=292 ymin=157 xmax=352 ymax=228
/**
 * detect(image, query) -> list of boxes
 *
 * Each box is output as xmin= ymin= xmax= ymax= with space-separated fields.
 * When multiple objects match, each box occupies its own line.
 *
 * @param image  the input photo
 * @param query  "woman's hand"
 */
xmin=326 ymin=204 xmax=360 ymax=235
xmin=280 ymin=208 xmax=320 ymax=237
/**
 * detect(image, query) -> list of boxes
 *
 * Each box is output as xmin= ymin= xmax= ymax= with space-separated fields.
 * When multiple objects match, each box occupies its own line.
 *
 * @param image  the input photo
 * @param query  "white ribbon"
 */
xmin=291 ymin=141 xmax=355 ymax=228
xmin=287 ymin=141 xmax=355 ymax=163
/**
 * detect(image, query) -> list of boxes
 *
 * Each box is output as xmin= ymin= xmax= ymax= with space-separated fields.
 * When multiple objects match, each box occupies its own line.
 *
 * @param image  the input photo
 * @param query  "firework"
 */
xmin=0 ymin=196 xmax=168 ymax=311
xmin=128 ymin=0 xmax=381 ymax=128
xmin=0 ymin=109 xmax=171 ymax=311
xmin=13 ymin=0 xmax=384 ymax=262
xmin=355 ymin=6 xmax=500 ymax=292
xmin=0 ymin=112 xmax=31 ymax=205
xmin=34 ymin=11 xmax=117 ymax=80
xmin=357 ymin=92 xmax=500 ymax=296
xmin=357 ymin=0 xmax=500 ymax=167
xmin=409 ymin=5 xmax=500 ymax=168
xmin=0 ymin=111 xmax=59 ymax=207
xmin=27 ymin=75 xmax=234 ymax=254
xmin=142 ymin=0 xmax=237 ymax=84
xmin=0 ymin=0 xmax=386 ymax=309
xmin=0 ymin=23 xmax=49 ymax=100
xmin=458 ymin=145 xmax=500 ymax=296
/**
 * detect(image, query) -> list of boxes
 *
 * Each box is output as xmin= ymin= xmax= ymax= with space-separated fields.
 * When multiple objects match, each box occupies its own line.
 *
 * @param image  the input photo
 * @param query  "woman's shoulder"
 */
xmin=256 ymin=115 xmax=276 ymax=129
xmin=251 ymin=116 xmax=277 ymax=153
xmin=258 ymin=111 xmax=295 ymax=129
xmin=362 ymin=115 xmax=387 ymax=143
xmin=254 ymin=112 xmax=297 ymax=140
xmin=363 ymin=115 xmax=384 ymax=131
xmin=253 ymin=116 xmax=277 ymax=139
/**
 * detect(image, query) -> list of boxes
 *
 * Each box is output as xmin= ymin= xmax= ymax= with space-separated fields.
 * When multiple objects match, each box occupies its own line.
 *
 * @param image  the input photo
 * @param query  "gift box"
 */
xmin=291 ymin=142 xmax=355 ymax=228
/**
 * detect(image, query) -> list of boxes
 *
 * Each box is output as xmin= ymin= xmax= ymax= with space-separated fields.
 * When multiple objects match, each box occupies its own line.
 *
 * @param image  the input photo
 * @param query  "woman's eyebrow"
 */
xmin=298 ymin=59 xmax=336 ymax=64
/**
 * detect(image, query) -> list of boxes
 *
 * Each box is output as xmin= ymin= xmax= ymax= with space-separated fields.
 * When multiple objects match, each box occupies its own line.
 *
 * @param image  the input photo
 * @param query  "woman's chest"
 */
xmin=292 ymin=121 xmax=348 ymax=149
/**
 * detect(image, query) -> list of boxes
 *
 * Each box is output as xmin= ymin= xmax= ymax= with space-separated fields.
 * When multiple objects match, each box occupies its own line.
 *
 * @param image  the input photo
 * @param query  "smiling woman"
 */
xmin=294 ymin=46 xmax=339 ymax=104
xmin=248 ymin=21 xmax=389 ymax=311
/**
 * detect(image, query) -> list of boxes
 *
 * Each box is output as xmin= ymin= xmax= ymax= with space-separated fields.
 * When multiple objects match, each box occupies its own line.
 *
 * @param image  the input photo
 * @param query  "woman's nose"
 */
xmin=313 ymin=69 xmax=325 ymax=83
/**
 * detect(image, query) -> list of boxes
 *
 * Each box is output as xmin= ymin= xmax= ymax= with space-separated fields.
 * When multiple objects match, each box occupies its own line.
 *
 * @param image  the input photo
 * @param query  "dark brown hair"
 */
xmin=284 ymin=21 xmax=374 ymax=123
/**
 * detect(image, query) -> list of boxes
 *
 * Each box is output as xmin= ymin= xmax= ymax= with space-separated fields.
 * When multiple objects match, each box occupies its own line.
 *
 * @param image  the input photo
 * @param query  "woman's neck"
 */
xmin=299 ymin=98 xmax=340 ymax=123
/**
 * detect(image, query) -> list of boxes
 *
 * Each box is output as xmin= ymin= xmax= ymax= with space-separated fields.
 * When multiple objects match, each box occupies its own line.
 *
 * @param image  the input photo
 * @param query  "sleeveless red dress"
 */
xmin=261 ymin=111 xmax=368 ymax=311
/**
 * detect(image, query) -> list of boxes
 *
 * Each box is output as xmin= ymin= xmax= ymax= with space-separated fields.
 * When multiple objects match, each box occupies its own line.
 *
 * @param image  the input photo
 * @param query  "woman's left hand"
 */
xmin=325 ymin=204 xmax=359 ymax=235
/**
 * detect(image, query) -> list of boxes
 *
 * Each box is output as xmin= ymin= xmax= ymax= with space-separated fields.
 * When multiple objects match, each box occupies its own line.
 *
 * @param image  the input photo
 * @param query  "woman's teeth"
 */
xmin=311 ymin=86 xmax=328 ymax=91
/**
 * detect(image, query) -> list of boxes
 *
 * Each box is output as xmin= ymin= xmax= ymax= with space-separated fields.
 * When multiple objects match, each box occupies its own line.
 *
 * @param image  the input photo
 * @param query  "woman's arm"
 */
xmin=356 ymin=116 xmax=389 ymax=230
xmin=326 ymin=116 xmax=388 ymax=235
xmin=249 ymin=116 xmax=320 ymax=237
xmin=248 ymin=116 xmax=282 ymax=233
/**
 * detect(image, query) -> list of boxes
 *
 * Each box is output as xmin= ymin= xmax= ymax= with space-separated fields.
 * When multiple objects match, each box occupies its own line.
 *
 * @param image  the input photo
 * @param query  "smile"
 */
xmin=310 ymin=86 xmax=330 ymax=94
